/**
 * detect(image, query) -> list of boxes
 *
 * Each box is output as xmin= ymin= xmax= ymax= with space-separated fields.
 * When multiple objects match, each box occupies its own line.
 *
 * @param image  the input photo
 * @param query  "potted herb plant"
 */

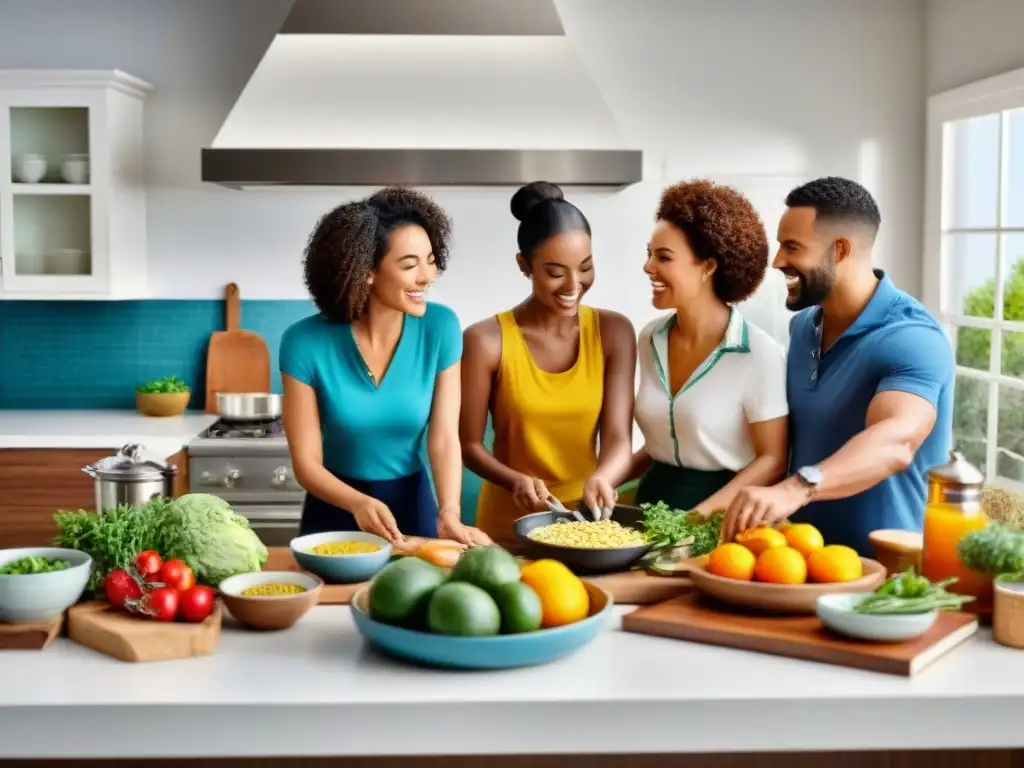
xmin=136 ymin=376 xmax=191 ymax=417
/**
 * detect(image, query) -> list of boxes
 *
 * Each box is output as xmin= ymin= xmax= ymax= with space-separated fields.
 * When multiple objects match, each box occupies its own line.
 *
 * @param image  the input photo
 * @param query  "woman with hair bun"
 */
xmin=280 ymin=186 xmax=491 ymax=546
xmin=460 ymin=181 xmax=638 ymax=546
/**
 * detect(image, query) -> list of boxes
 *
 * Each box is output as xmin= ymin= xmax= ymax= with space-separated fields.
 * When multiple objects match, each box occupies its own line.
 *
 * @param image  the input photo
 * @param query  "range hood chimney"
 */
xmin=201 ymin=0 xmax=641 ymax=189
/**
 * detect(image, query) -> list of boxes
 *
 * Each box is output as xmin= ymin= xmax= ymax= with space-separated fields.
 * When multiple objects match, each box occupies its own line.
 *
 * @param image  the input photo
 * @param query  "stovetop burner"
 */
xmin=205 ymin=418 xmax=284 ymax=440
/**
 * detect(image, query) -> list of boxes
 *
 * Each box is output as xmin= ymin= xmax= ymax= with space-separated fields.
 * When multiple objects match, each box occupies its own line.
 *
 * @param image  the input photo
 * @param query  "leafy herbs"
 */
xmin=957 ymin=522 xmax=1024 ymax=576
xmin=137 ymin=376 xmax=190 ymax=394
xmin=0 ymin=556 xmax=71 ymax=575
xmin=637 ymin=501 xmax=723 ymax=557
xmin=852 ymin=568 xmax=974 ymax=615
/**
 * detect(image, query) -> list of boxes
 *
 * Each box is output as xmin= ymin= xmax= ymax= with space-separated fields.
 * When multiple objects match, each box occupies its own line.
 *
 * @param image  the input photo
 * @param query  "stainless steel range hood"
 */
xmin=201 ymin=0 xmax=641 ymax=189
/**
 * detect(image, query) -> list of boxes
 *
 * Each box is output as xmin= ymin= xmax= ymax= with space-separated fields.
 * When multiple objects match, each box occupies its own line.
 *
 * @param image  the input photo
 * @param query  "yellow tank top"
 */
xmin=476 ymin=305 xmax=605 ymax=546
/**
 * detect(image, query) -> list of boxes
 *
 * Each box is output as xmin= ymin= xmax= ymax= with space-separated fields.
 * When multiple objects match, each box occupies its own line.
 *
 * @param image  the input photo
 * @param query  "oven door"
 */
xmin=235 ymin=504 xmax=302 ymax=548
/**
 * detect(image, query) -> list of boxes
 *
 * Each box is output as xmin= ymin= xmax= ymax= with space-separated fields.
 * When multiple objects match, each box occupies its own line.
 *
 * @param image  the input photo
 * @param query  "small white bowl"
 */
xmin=816 ymin=593 xmax=937 ymax=642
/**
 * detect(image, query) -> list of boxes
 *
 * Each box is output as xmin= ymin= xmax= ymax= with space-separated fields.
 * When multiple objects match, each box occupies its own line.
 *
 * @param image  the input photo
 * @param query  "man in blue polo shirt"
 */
xmin=723 ymin=176 xmax=954 ymax=556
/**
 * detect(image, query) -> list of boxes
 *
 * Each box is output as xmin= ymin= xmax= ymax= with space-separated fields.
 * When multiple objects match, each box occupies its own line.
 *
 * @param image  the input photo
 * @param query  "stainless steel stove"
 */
xmin=187 ymin=418 xmax=301 ymax=546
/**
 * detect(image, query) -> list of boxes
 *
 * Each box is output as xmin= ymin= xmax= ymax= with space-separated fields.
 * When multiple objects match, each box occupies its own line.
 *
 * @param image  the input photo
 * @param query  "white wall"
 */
xmin=926 ymin=0 xmax=1024 ymax=95
xmin=0 ymin=0 xmax=926 ymax=340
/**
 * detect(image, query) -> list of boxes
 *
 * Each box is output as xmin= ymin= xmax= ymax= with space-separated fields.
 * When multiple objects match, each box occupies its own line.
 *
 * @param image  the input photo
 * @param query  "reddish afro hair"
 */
xmin=656 ymin=179 xmax=769 ymax=304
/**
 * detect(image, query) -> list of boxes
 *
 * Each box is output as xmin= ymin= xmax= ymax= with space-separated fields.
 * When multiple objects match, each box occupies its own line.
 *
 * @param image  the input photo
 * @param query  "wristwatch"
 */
xmin=793 ymin=465 xmax=823 ymax=501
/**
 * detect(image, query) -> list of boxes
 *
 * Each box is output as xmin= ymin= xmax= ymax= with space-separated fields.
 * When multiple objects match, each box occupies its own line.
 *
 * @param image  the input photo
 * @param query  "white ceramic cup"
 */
xmin=60 ymin=154 xmax=89 ymax=184
xmin=15 ymin=154 xmax=47 ymax=183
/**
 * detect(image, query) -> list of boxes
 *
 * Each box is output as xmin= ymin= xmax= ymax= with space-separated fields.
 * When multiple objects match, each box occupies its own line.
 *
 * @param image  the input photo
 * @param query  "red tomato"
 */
xmin=178 ymin=585 xmax=215 ymax=622
xmin=104 ymin=568 xmax=143 ymax=608
xmin=136 ymin=586 xmax=179 ymax=622
xmin=134 ymin=550 xmax=163 ymax=578
xmin=158 ymin=559 xmax=195 ymax=591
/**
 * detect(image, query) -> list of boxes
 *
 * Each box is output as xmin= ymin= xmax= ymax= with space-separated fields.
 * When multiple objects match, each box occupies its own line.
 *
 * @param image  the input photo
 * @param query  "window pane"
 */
xmin=996 ymin=385 xmax=1024 ymax=482
xmin=1007 ymin=108 xmax=1024 ymax=228
xmin=948 ymin=113 xmax=1000 ymax=229
xmin=946 ymin=233 xmax=996 ymax=317
xmin=1003 ymin=233 xmax=1024 ymax=322
xmin=953 ymin=376 xmax=989 ymax=475
xmin=956 ymin=326 xmax=991 ymax=371
xmin=1002 ymin=331 xmax=1024 ymax=378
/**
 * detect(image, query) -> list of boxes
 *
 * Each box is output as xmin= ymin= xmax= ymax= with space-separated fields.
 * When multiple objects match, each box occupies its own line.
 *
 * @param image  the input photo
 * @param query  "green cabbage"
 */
xmin=159 ymin=493 xmax=268 ymax=585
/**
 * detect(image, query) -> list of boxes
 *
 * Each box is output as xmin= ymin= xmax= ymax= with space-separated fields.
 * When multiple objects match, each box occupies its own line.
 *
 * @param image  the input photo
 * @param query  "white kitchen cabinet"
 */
xmin=0 ymin=70 xmax=152 ymax=299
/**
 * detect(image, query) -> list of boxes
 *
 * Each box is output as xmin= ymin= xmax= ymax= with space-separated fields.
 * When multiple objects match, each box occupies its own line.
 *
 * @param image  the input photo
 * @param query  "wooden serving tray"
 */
xmin=67 ymin=600 xmax=222 ymax=662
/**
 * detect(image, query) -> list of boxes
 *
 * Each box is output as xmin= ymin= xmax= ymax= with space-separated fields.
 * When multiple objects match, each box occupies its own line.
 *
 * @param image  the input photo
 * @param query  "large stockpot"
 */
xmin=82 ymin=444 xmax=177 ymax=512
xmin=217 ymin=392 xmax=282 ymax=422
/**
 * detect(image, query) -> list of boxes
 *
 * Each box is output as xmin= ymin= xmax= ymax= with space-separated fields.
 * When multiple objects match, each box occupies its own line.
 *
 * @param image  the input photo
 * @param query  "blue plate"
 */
xmin=351 ymin=581 xmax=614 ymax=669
xmin=290 ymin=531 xmax=392 ymax=584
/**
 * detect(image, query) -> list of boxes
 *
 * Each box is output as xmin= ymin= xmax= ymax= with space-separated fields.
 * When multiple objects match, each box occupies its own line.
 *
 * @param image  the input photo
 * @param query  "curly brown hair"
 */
xmin=656 ymin=179 xmax=769 ymax=304
xmin=303 ymin=186 xmax=452 ymax=323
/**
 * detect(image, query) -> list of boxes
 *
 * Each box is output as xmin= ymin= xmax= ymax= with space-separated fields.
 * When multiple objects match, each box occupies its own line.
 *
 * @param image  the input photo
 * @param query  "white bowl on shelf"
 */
xmin=15 ymin=154 xmax=47 ymax=183
xmin=60 ymin=154 xmax=89 ymax=184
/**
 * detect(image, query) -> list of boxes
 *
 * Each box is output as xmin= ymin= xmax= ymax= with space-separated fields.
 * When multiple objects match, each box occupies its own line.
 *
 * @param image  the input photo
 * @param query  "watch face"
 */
xmin=799 ymin=466 xmax=823 ymax=486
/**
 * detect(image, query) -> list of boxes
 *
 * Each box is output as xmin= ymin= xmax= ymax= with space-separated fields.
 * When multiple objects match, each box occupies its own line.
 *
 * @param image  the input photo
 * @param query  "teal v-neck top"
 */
xmin=279 ymin=302 xmax=462 ymax=482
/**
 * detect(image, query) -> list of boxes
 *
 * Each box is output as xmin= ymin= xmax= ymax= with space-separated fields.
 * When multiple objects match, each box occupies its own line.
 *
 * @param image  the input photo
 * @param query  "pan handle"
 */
xmin=225 ymin=282 xmax=240 ymax=332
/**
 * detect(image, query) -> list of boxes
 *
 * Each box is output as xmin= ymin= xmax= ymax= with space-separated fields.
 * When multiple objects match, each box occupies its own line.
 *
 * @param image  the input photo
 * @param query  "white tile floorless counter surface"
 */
xmin=0 ymin=606 xmax=1022 ymax=759
xmin=0 ymin=409 xmax=219 ymax=460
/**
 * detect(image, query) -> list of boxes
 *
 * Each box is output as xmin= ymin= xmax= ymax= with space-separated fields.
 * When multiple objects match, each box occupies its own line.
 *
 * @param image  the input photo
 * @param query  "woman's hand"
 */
xmin=582 ymin=474 xmax=618 ymax=520
xmin=438 ymin=506 xmax=493 ymax=546
xmin=512 ymin=475 xmax=552 ymax=513
xmin=351 ymin=495 xmax=403 ymax=544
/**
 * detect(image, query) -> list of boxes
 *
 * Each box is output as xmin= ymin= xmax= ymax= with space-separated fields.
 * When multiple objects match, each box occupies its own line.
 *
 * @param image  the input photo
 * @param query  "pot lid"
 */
xmin=928 ymin=449 xmax=985 ymax=487
xmin=85 ymin=444 xmax=173 ymax=481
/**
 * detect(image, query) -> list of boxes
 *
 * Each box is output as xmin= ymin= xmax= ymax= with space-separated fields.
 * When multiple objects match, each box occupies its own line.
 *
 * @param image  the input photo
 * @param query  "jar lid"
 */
xmin=928 ymin=449 xmax=985 ymax=487
xmin=84 ymin=444 xmax=173 ymax=481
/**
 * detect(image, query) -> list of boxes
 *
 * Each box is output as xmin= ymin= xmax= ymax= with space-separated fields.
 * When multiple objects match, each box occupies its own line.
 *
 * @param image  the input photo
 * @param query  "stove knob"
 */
xmin=200 ymin=471 xmax=218 ymax=486
xmin=271 ymin=466 xmax=291 ymax=488
xmin=223 ymin=466 xmax=243 ymax=488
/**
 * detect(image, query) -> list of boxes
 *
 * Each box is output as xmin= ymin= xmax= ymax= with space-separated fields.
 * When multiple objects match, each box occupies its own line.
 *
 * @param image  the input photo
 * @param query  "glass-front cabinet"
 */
xmin=0 ymin=70 xmax=152 ymax=298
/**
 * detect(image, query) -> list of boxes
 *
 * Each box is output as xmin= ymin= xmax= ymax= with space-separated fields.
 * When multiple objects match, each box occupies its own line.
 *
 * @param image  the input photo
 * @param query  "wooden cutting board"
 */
xmin=204 ymin=282 xmax=271 ymax=413
xmin=622 ymin=591 xmax=980 ymax=676
xmin=0 ymin=615 xmax=63 ymax=651
xmin=67 ymin=600 xmax=222 ymax=662
xmin=264 ymin=545 xmax=693 ymax=606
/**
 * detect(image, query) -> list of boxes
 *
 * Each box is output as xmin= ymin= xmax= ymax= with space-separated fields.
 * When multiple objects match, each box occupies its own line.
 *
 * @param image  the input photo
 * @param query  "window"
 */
xmin=924 ymin=66 xmax=1024 ymax=490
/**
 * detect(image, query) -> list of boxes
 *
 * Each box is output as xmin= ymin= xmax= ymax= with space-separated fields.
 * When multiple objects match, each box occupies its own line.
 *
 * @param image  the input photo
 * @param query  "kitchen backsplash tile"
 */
xmin=0 ymin=300 xmax=317 ymax=409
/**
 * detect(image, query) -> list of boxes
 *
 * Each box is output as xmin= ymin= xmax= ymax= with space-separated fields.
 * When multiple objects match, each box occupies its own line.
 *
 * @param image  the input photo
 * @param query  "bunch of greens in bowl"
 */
xmin=137 ymin=376 xmax=190 ymax=394
xmin=852 ymin=568 xmax=974 ymax=615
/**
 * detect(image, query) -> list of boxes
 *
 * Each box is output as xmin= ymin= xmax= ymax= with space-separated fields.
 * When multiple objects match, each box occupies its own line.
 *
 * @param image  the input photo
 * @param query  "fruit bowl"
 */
xmin=689 ymin=557 xmax=887 ymax=615
xmin=290 ymin=531 xmax=392 ymax=584
xmin=350 ymin=580 xmax=613 ymax=669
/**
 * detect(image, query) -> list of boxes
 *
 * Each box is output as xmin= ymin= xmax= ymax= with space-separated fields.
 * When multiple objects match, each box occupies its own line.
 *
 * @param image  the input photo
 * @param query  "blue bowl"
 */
xmin=290 ymin=531 xmax=392 ymax=584
xmin=351 ymin=581 xmax=614 ymax=669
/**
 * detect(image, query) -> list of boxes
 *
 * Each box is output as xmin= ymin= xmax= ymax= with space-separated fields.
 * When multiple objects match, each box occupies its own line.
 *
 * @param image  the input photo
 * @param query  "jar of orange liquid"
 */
xmin=921 ymin=450 xmax=992 ymax=612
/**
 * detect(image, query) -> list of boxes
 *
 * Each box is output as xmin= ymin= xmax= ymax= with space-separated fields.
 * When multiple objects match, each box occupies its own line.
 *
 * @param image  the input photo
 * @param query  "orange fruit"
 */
xmin=753 ymin=546 xmax=808 ymax=584
xmin=706 ymin=543 xmax=756 ymax=581
xmin=784 ymin=523 xmax=825 ymax=557
xmin=735 ymin=527 xmax=787 ymax=556
xmin=807 ymin=545 xmax=863 ymax=584
xmin=520 ymin=559 xmax=590 ymax=627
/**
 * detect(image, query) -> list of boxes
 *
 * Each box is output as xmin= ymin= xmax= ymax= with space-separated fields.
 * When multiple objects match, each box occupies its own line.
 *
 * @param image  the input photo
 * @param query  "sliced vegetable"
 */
xmin=852 ymin=568 xmax=975 ymax=615
xmin=178 ymin=585 xmax=215 ymax=622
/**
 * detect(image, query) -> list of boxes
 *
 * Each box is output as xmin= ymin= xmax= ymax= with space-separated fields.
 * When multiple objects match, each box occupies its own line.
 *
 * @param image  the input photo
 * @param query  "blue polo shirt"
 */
xmin=787 ymin=271 xmax=954 ymax=556
xmin=279 ymin=302 xmax=462 ymax=482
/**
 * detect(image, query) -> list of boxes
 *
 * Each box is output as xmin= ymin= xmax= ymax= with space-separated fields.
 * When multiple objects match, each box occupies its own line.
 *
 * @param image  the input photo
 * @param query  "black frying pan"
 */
xmin=512 ymin=504 xmax=653 ymax=575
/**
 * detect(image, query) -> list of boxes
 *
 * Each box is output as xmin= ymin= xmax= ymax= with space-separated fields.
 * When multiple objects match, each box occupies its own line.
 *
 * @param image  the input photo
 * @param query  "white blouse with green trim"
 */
xmin=635 ymin=308 xmax=789 ymax=472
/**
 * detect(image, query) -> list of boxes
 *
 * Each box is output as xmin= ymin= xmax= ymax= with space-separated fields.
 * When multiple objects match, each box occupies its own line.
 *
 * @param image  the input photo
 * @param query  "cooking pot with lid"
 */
xmin=82 ymin=443 xmax=177 ymax=512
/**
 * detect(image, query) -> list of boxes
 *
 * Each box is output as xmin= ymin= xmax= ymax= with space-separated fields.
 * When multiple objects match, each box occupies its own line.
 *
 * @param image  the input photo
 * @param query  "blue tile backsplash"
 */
xmin=0 ymin=300 xmax=317 ymax=409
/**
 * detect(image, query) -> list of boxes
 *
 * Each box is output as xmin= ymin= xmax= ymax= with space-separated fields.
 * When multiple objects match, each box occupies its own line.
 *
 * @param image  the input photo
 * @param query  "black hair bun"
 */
xmin=510 ymin=181 xmax=564 ymax=221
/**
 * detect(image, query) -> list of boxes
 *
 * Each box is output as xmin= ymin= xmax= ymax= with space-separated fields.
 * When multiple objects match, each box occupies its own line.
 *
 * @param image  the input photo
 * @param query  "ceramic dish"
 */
xmin=290 ymin=531 xmax=392 ymax=584
xmin=218 ymin=570 xmax=323 ymax=630
xmin=351 ymin=581 xmax=614 ymax=669
xmin=0 ymin=547 xmax=92 ymax=623
xmin=816 ymin=592 xmax=938 ymax=642
xmin=688 ymin=557 xmax=887 ymax=615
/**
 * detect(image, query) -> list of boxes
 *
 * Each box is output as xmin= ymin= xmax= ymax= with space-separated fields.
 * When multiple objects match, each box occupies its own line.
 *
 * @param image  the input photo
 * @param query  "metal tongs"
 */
xmin=547 ymin=495 xmax=598 ymax=523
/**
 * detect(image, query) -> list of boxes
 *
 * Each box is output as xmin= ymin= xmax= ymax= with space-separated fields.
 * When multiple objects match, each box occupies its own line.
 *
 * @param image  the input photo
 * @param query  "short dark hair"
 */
xmin=785 ymin=176 xmax=881 ymax=235
xmin=303 ymin=186 xmax=452 ymax=323
xmin=656 ymin=179 xmax=769 ymax=304
xmin=510 ymin=181 xmax=591 ymax=260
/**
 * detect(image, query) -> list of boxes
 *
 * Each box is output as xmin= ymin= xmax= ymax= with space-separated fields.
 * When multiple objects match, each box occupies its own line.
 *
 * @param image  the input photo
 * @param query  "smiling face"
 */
xmin=643 ymin=218 xmax=716 ymax=310
xmin=368 ymin=224 xmax=437 ymax=317
xmin=773 ymin=207 xmax=838 ymax=311
xmin=518 ymin=229 xmax=594 ymax=316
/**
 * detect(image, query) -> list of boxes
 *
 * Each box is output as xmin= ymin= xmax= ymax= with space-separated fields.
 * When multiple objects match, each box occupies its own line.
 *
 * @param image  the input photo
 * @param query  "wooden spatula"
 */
xmin=204 ymin=282 xmax=272 ymax=413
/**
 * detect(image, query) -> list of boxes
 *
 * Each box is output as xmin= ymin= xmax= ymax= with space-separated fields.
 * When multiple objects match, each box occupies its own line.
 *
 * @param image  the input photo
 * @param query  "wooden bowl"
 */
xmin=217 ymin=571 xmax=322 ymax=631
xmin=136 ymin=391 xmax=190 ymax=417
xmin=688 ymin=557 xmax=887 ymax=615
xmin=869 ymin=529 xmax=923 ymax=576
xmin=993 ymin=577 xmax=1024 ymax=649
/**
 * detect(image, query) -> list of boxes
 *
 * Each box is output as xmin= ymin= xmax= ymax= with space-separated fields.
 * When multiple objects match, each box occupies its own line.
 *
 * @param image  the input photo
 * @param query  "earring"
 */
xmin=702 ymin=273 xmax=708 ymax=284
xmin=368 ymin=277 xmax=374 ymax=285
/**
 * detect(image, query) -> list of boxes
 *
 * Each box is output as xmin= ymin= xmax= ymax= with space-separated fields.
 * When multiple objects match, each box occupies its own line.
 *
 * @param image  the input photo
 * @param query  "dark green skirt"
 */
xmin=635 ymin=460 xmax=736 ymax=512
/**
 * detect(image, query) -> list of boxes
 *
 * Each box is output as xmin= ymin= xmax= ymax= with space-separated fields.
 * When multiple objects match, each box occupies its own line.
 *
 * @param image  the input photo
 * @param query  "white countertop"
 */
xmin=1 ymin=605 xmax=1022 ymax=760
xmin=0 ymin=409 xmax=218 ymax=459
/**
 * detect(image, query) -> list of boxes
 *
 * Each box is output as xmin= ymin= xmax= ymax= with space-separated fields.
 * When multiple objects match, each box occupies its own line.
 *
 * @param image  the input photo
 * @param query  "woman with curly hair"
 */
xmin=280 ymin=187 xmax=491 ymax=546
xmin=631 ymin=180 xmax=789 ymax=516
xmin=460 ymin=182 xmax=638 ymax=546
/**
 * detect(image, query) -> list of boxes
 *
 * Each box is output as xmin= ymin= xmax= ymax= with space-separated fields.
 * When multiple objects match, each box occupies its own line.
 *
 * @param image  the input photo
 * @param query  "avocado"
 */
xmin=491 ymin=581 xmax=543 ymax=634
xmin=369 ymin=557 xmax=447 ymax=625
xmin=449 ymin=545 xmax=521 ymax=595
xmin=427 ymin=582 xmax=501 ymax=636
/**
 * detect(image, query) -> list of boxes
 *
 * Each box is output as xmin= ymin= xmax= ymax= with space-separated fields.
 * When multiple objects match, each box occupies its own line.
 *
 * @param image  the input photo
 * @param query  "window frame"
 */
xmin=923 ymin=65 xmax=1024 ymax=491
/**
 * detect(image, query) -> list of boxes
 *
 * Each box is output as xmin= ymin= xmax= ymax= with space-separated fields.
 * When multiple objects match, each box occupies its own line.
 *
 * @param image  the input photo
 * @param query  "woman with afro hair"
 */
xmin=280 ymin=187 xmax=491 ymax=546
xmin=630 ymin=180 xmax=790 ymax=518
